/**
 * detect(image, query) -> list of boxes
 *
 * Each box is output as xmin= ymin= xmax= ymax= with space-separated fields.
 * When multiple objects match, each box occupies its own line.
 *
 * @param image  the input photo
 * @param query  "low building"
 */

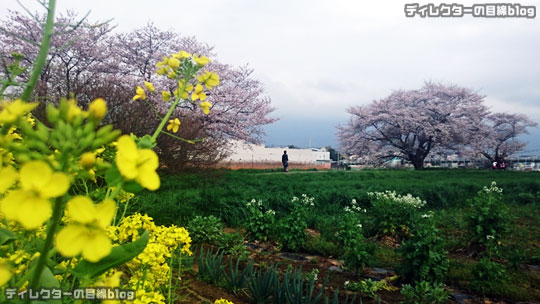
xmin=218 ymin=140 xmax=331 ymax=170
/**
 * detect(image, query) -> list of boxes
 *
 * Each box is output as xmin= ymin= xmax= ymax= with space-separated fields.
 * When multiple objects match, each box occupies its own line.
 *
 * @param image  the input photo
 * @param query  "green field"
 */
xmin=134 ymin=169 xmax=540 ymax=302
xmin=136 ymin=169 xmax=540 ymax=226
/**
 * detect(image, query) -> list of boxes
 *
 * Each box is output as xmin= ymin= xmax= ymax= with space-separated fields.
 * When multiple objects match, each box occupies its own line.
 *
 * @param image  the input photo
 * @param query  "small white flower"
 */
xmin=344 ymin=280 xmax=350 ymax=286
xmin=357 ymin=224 xmax=363 ymax=228
xmin=486 ymin=235 xmax=495 ymax=240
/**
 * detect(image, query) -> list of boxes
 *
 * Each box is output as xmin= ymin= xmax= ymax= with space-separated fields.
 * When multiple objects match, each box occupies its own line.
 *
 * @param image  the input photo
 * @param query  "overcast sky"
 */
xmin=2 ymin=0 xmax=540 ymax=151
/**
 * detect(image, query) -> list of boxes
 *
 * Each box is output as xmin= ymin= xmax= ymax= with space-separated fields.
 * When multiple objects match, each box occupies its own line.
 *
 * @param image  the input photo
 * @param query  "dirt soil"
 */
xmin=175 ymin=240 xmax=523 ymax=304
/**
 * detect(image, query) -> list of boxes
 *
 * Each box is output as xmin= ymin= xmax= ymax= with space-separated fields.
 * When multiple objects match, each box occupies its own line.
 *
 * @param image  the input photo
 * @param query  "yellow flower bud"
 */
xmin=193 ymin=54 xmax=211 ymax=66
xmin=0 ymin=262 xmax=12 ymax=286
xmin=156 ymin=67 xmax=167 ymax=75
xmin=167 ymin=70 xmax=177 ymax=79
xmin=88 ymin=98 xmax=107 ymax=120
xmin=66 ymin=99 xmax=84 ymax=122
xmin=167 ymin=57 xmax=180 ymax=69
xmin=161 ymin=91 xmax=171 ymax=102
xmin=80 ymin=152 xmax=96 ymax=169
xmin=144 ymin=81 xmax=155 ymax=92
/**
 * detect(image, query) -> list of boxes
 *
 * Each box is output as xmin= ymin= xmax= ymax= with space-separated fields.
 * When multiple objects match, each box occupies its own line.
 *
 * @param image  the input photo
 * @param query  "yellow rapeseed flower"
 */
xmin=115 ymin=213 xmax=156 ymax=242
xmin=133 ymin=86 xmax=146 ymax=101
xmin=0 ymin=166 xmax=17 ymax=194
xmin=214 ymin=299 xmax=234 ymax=304
xmin=0 ymin=161 xmax=70 ymax=229
xmin=161 ymin=91 xmax=171 ymax=102
xmin=66 ymin=99 xmax=85 ymax=122
xmin=156 ymin=67 xmax=168 ymax=75
xmin=0 ymin=262 xmax=11 ymax=287
xmin=115 ymin=135 xmax=160 ymax=191
xmin=198 ymin=71 xmax=220 ymax=90
xmin=191 ymin=84 xmax=207 ymax=101
xmin=88 ymin=98 xmax=107 ymax=120
xmin=55 ymin=196 xmax=116 ymax=262
xmin=173 ymin=50 xmax=191 ymax=59
xmin=193 ymin=54 xmax=211 ymax=66
xmin=0 ymin=99 xmax=37 ymax=124
xmin=167 ymin=57 xmax=180 ymax=69
xmin=174 ymin=79 xmax=194 ymax=99
xmin=133 ymin=290 xmax=166 ymax=304
xmin=166 ymin=118 xmax=181 ymax=133
xmin=156 ymin=55 xmax=169 ymax=67
xmin=200 ymin=101 xmax=213 ymax=115
xmin=178 ymin=79 xmax=194 ymax=92
xmin=26 ymin=115 xmax=35 ymax=126
xmin=167 ymin=70 xmax=177 ymax=79
xmin=80 ymin=152 xmax=96 ymax=169
xmin=144 ymin=81 xmax=155 ymax=92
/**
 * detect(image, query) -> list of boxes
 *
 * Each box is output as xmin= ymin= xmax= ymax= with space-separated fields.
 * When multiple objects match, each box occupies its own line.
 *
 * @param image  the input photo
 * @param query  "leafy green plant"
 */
xmin=188 ymin=215 xmax=224 ymax=244
xmin=505 ymin=248 xmax=524 ymax=271
xmin=400 ymin=281 xmax=450 ymax=304
xmin=471 ymin=258 xmax=506 ymax=295
xmin=303 ymin=235 xmax=342 ymax=257
xmin=324 ymin=290 xmax=359 ymax=304
xmin=342 ymin=242 xmax=372 ymax=274
xmin=335 ymin=199 xmax=366 ymax=247
xmin=276 ymin=194 xmax=314 ymax=251
xmin=224 ymin=258 xmax=253 ymax=296
xmin=218 ymin=231 xmax=249 ymax=260
xmin=399 ymin=216 xmax=449 ymax=284
xmin=336 ymin=200 xmax=371 ymax=273
xmin=369 ymin=191 xmax=426 ymax=238
xmin=467 ymin=182 xmax=511 ymax=255
xmin=344 ymin=277 xmax=398 ymax=301
xmin=197 ymin=248 xmax=225 ymax=284
xmin=246 ymin=263 xmax=279 ymax=304
xmin=281 ymin=267 xmax=327 ymax=304
xmin=244 ymin=199 xmax=276 ymax=241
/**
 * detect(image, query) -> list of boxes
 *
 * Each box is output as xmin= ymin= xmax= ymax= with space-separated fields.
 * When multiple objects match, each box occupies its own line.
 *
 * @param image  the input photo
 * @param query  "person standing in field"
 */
xmin=282 ymin=150 xmax=289 ymax=172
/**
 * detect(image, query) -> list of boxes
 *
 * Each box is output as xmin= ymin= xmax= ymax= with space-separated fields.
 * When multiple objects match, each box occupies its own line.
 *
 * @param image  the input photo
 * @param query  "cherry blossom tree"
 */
xmin=1 ymin=13 xmax=276 ymax=169
xmin=472 ymin=112 xmax=537 ymax=163
xmin=338 ymin=82 xmax=488 ymax=169
xmin=108 ymin=24 xmax=276 ymax=168
xmin=0 ymin=10 xmax=114 ymax=102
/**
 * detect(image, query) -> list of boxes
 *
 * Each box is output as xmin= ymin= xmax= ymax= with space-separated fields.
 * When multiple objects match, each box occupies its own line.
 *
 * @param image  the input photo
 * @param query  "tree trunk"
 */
xmin=411 ymin=156 xmax=425 ymax=170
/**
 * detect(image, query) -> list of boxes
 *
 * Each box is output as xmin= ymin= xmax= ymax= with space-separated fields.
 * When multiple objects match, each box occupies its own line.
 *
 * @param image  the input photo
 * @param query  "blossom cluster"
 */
xmin=344 ymin=198 xmax=367 ymax=213
xmin=0 ymin=97 xmax=190 ymax=303
xmin=291 ymin=194 xmax=315 ymax=207
xmin=132 ymin=50 xmax=220 ymax=135
xmin=109 ymin=213 xmax=192 ymax=302
xmin=0 ymin=4 xmax=220 ymax=300
xmin=482 ymin=181 xmax=503 ymax=194
xmin=368 ymin=191 xmax=427 ymax=209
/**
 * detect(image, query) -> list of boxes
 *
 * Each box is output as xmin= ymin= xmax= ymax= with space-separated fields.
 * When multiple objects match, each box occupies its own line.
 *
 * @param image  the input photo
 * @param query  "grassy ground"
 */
xmin=135 ymin=168 xmax=540 ymax=226
xmin=133 ymin=168 xmax=540 ymax=301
